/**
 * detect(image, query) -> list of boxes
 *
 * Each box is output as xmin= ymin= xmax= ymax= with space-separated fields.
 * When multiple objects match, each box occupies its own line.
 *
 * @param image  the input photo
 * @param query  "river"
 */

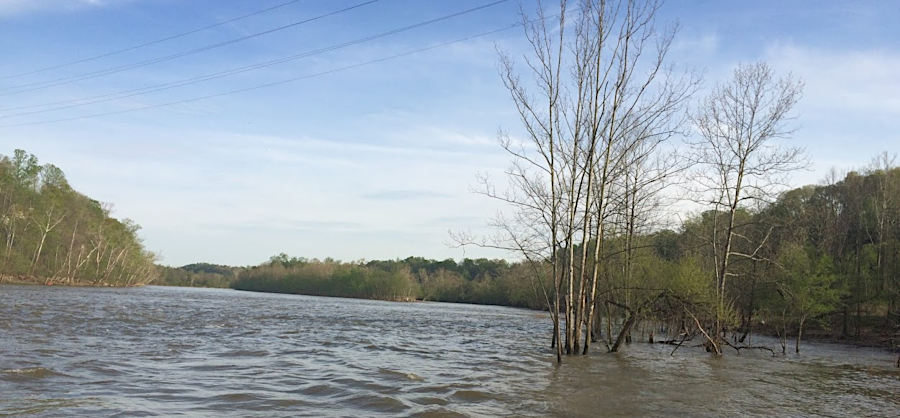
xmin=1 ymin=285 xmax=897 ymax=417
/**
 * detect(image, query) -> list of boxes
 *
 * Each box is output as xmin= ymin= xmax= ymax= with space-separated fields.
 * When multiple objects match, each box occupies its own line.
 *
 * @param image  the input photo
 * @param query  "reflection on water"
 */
xmin=1 ymin=285 xmax=897 ymax=417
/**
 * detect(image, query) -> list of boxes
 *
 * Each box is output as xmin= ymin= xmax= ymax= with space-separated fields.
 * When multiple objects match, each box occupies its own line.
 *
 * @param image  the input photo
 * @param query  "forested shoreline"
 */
xmin=186 ymin=161 xmax=898 ymax=355
xmin=0 ymin=150 xmax=157 ymax=286
xmin=461 ymin=0 xmax=900 ymax=363
xmin=231 ymin=255 xmax=544 ymax=308
xmin=3 ymin=148 xmax=898 ymax=354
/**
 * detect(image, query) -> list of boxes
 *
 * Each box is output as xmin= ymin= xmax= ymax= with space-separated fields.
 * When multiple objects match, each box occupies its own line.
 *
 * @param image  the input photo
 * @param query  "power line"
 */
xmin=0 ymin=0 xmax=380 ymax=96
xmin=0 ymin=0 xmax=509 ymax=119
xmin=0 ymin=24 xmax=518 ymax=128
xmin=0 ymin=0 xmax=307 ymax=80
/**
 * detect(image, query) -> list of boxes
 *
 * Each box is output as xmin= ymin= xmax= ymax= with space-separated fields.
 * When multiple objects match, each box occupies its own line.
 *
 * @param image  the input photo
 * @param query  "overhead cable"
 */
xmin=0 ymin=0 xmax=380 ymax=96
xmin=0 ymin=0 xmax=308 ymax=80
xmin=0 ymin=25 xmax=517 ymax=128
xmin=0 ymin=0 xmax=509 ymax=119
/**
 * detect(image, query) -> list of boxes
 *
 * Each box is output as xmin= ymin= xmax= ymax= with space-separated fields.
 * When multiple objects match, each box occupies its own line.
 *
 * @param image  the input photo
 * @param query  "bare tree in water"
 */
xmin=688 ymin=62 xmax=806 ymax=354
xmin=460 ymin=0 xmax=697 ymax=362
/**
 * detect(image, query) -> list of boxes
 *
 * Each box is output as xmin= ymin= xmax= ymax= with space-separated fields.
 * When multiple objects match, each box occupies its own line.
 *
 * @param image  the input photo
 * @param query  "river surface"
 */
xmin=1 ymin=285 xmax=898 ymax=417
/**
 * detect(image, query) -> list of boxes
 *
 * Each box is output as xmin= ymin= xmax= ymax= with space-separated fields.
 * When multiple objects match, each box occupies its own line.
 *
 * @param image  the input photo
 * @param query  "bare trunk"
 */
xmin=610 ymin=312 xmax=639 ymax=352
xmin=795 ymin=318 xmax=804 ymax=354
xmin=30 ymin=209 xmax=67 ymax=275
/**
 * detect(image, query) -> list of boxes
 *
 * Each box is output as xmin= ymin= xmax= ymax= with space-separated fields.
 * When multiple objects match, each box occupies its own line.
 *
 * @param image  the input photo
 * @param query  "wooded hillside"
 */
xmin=0 ymin=150 xmax=156 ymax=286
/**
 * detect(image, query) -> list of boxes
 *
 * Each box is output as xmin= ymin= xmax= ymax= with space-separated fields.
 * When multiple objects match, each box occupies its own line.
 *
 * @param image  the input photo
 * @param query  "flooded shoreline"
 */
xmin=2 ymin=285 xmax=898 ymax=417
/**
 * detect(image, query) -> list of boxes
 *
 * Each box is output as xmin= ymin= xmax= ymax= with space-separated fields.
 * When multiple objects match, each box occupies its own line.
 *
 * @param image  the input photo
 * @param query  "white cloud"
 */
xmin=2 ymin=122 xmax=512 ymax=266
xmin=764 ymin=43 xmax=900 ymax=116
xmin=756 ymin=43 xmax=900 ymax=185
xmin=673 ymin=32 xmax=719 ymax=57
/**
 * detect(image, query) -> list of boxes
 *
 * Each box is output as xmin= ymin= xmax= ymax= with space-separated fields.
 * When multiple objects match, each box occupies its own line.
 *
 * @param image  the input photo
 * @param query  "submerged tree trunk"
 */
xmin=610 ymin=313 xmax=640 ymax=353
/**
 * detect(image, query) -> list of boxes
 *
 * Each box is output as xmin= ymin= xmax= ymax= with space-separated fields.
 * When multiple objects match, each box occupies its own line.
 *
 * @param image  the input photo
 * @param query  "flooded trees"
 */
xmin=481 ymin=0 xmax=696 ymax=362
xmin=687 ymin=62 xmax=806 ymax=354
xmin=766 ymin=244 xmax=839 ymax=354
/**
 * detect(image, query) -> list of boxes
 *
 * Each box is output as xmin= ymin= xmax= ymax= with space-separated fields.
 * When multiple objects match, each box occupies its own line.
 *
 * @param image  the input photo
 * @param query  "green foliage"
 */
xmin=154 ymin=263 xmax=240 ymax=288
xmin=668 ymin=256 xmax=715 ymax=304
xmin=231 ymin=260 xmax=417 ymax=301
xmin=771 ymin=245 xmax=840 ymax=323
xmin=230 ymin=256 xmax=544 ymax=308
xmin=0 ymin=149 xmax=157 ymax=286
xmin=686 ymin=161 xmax=900 ymax=343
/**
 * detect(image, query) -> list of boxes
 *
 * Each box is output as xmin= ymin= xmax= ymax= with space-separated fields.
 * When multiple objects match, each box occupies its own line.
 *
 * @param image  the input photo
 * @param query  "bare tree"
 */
xmin=459 ymin=0 xmax=697 ymax=362
xmin=688 ymin=61 xmax=807 ymax=354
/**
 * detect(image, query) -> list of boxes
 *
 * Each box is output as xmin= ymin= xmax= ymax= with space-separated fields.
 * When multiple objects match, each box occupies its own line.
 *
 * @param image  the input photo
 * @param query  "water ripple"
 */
xmin=0 ymin=285 xmax=898 ymax=417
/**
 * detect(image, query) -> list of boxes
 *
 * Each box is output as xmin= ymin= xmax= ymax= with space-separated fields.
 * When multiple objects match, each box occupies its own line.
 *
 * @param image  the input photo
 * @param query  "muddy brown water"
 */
xmin=1 ymin=285 xmax=898 ymax=417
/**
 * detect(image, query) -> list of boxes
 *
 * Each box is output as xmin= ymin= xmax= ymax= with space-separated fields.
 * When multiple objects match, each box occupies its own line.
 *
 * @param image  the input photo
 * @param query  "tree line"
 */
xmin=156 ymin=262 xmax=240 ymax=288
xmin=641 ymin=163 xmax=899 ymax=355
xmin=0 ymin=149 xmax=157 ymax=286
xmin=188 ymin=153 xmax=899 ymax=358
xmin=229 ymin=254 xmax=545 ymax=309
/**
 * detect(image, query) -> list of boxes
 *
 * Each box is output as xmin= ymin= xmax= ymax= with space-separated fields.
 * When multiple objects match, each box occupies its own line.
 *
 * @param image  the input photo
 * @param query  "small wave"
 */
xmin=210 ymin=393 xmax=259 ymax=402
xmin=452 ymin=389 xmax=494 ymax=402
xmin=409 ymin=396 xmax=450 ymax=406
xmin=408 ymin=407 xmax=469 ymax=418
xmin=296 ymin=383 xmax=347 ymax=398
xmin=378 ymin=368 xmax=425 ymax=382
xmin=0 ymin=397 xmax=102 ymax=416
xmin=1 ymin=367 xmax=68 ymax=381
xmin=214 ymin=349 xmax=270 ymax=358
xmin=410 ymin=382 xmax=476 ymax=395
xmin=331 ymin=377 xmax=395 ymax=394
xmin=343 ymin=394 xmax=409 ymax=414
xmin=187 ymin=363 xmax=234 ymax=372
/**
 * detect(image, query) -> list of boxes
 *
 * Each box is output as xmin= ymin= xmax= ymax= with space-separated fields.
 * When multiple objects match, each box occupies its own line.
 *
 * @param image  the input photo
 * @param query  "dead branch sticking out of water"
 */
xmin=686 ymin=309 xmax=720 ymax=354
xmin=721 ymin=339 xmax=776 ymax=356
xmin=668 ymin=333 xmax=691 ymax=356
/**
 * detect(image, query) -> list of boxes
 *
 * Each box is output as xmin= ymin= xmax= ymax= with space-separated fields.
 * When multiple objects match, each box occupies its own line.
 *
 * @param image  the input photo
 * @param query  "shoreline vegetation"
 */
xmin=0 ymin=150 xmax=156 ymax=288
xmin=0 ymin=274 xmax=122 ymax=287
xmin=157 ymin=254 xmax=900 ymax=354
xmin=3 ymin=148 xmax=899 ymax=358
xmin=475 ymin=0 xmax=899 ymax=364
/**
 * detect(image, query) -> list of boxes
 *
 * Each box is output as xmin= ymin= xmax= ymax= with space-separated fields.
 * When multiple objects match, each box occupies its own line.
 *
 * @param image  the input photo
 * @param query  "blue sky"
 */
xmin=1 ymin=0 xmax=898 ymax=266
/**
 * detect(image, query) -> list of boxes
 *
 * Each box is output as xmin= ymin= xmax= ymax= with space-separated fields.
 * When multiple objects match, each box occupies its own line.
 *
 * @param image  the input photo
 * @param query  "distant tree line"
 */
xmin=181 ymin=160 xmax=900 ymax=356
xmin=155 ymin=263 xmax=241 ymax=288
xmin=127 ymin=157 xmax=900 ymax=358
xmin=230 ymin=254 xmax=545 ymax=309
xmin=0 ymin=149 xmax=157 ymax=286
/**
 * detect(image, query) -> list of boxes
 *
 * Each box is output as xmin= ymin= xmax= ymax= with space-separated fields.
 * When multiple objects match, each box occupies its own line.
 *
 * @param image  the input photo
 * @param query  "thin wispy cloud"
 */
xmin=228 ymin=220 xmax=365 ymax=233
xmin=765 ymin=43 xmax=900 ymax=116
xmin=673 ymin=32 xmax=719 ymax=57
xmin=2 ymin=0 xmax=897 ymax=266
xmin=363 ymin=189 xmax=450 ymax=201
xmin=423 ymin=215 xmax=484 ymax=228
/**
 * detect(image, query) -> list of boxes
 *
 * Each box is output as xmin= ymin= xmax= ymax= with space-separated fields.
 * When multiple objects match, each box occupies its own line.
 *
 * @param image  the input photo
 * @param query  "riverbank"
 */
xmin=0 ymin=275 xmax=133 ymax=287
xmin=794 ymin=328 xmax=899 ymax=352
xmin=687 ymin=322 xmax=894 ymax=355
